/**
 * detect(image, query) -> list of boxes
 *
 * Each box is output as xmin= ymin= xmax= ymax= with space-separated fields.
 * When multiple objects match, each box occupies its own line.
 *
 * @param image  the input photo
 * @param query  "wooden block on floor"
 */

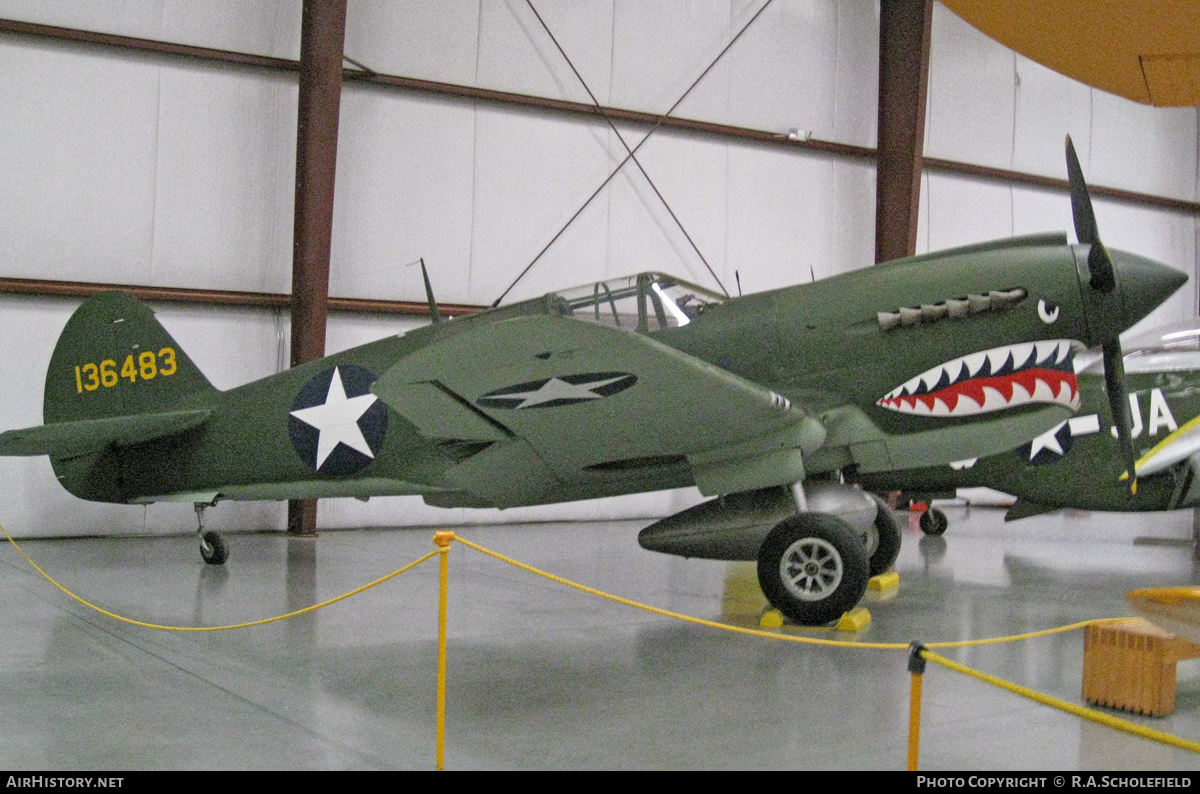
xmin=1082 ymin=617 xmax=1200 ymax=717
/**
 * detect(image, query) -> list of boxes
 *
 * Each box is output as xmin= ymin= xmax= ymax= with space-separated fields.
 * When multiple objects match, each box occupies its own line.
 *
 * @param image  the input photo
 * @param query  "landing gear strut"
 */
xmin=195 ymin=502 xmax=227 ymax=565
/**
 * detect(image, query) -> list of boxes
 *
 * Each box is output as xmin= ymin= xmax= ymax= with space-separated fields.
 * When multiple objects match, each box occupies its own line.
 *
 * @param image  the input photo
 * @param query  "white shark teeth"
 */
xmin=877 ymin=339 xmax=1081 ymax=416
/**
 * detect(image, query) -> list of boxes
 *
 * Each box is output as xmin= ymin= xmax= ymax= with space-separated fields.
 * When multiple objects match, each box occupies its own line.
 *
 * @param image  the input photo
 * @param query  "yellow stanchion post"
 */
xmin=907 ymin=642 xmax=926 ymax=771
xmin=434 ymin=530 xmax=454 ymax=771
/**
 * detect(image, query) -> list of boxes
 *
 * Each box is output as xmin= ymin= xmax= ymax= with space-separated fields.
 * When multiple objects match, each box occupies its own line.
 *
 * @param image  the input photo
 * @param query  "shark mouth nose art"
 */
xmin=876 ymin=339 xmax=1080 ymax=417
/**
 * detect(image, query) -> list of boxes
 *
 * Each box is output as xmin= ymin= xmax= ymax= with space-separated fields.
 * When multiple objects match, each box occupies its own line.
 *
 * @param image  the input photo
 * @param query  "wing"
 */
xmin=372 ymin=314 xmax=825 ymax=505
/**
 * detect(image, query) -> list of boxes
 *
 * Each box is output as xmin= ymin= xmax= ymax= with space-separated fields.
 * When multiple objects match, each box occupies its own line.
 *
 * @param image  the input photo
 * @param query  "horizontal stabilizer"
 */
xmin=0 ymin=409 xmax=211 ymax=458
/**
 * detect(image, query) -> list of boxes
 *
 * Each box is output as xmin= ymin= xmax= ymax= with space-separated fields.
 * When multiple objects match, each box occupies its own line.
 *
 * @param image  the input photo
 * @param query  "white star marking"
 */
xmin=290 ymin=367 xmax=379 ymax=468
xmin=1026 ymin=420 xmax=1067 ymax=460
xmin=502 ymin=376 xmax=628 ymax=409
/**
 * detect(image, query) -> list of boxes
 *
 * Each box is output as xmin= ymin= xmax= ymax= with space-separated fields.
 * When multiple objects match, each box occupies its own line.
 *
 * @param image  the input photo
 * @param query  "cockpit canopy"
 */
xmin=549 ymin=272 xmax=726 ymax=333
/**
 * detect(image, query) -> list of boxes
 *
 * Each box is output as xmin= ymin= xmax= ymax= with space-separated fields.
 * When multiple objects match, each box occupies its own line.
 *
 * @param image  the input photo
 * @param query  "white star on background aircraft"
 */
xmin=1026 ymin=420 xmax=1068 ymax=460
xmin=289 ymin=367 xmax=379 ymax=468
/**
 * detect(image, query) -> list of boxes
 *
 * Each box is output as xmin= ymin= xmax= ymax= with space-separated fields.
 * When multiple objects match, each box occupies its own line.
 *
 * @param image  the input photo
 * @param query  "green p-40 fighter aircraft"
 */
xmin=0 ymin=139 xmax=1187 ymax=624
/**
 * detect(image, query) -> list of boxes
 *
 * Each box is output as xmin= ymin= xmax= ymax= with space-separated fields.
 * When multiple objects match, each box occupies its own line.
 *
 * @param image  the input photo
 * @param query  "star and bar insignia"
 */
xmin=477 ymin=372 xmax=637 ymax=410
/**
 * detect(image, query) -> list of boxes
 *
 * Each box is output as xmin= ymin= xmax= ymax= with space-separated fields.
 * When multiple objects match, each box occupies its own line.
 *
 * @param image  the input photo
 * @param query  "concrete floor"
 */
xmin=1 ymin=503 xmax=1199 ymax=770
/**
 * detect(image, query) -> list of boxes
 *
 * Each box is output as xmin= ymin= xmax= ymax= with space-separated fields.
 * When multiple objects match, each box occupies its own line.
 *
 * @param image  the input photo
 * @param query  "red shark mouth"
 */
xmin=876 ymin=340 xmax=1080 ymax=416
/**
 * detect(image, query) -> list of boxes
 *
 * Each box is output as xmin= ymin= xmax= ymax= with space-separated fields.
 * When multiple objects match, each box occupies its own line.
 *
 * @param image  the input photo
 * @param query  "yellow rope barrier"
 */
xmin=0 ymin=522 xmax=439 ymax=631
xmin=453 ymin=535 xmax=1200 ymax=766
xmin=920 ymin=648 xmax=1200 ymax=756
xmin=452 ymin=535 xmax=1126 ymax=651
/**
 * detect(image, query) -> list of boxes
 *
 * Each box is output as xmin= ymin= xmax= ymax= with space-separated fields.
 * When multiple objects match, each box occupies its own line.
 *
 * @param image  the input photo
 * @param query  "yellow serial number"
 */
xmin=74 ymin=348 xmax=177 ymax=393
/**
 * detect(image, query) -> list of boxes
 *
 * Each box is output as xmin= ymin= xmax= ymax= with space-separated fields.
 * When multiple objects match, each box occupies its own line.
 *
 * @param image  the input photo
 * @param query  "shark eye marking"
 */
xmin=877 ymin=288 xmax=1027 ymax=331
xmin=1038 ymin=299 xmax=1060 ymax=324
xmin=876 ymin=339 xmax=1080 ymax=417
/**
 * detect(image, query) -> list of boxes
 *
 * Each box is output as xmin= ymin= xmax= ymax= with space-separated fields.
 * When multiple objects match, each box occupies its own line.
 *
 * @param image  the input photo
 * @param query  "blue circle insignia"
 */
xmin=288 ymin=364 xmax=388 ymax=476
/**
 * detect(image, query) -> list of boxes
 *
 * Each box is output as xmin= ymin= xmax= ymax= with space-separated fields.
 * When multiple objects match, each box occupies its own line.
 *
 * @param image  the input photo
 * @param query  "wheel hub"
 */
xmin=779 ymin=537 xmax=844 ymax=602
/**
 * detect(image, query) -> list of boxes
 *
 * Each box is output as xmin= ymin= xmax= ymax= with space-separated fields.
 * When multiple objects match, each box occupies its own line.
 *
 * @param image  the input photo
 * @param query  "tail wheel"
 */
xmin=757 ymin=513 xmax=869 ymax=626
xmin=866 ymin=493 xmax=902 ymax=576
xmin=200 ymin=531 xmax=228 ymax=565
xmin=919 ymin=507 xmax=948 ymax=536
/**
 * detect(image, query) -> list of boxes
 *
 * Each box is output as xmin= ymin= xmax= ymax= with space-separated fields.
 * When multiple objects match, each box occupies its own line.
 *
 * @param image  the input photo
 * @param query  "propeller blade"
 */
xmin=1065 ymin=135 xmax=1116 ymax=292
xmin=1068 ymin=135 xmax=1136 ymax=492
xmin=1103 ymin=339 xmax=1138 ymax=493
xmin=1066 ymin=136 xmax=1097 ymax=244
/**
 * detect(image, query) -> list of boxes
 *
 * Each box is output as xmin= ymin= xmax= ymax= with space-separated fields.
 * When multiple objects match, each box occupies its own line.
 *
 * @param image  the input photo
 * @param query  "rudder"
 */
xmin=45 ymin=292 xmax=217 ymax=424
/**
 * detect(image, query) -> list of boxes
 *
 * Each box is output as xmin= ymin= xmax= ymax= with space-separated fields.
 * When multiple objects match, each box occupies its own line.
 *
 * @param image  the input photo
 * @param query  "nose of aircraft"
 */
xmin=1114 ymin=248 xmax=1189 ymax=327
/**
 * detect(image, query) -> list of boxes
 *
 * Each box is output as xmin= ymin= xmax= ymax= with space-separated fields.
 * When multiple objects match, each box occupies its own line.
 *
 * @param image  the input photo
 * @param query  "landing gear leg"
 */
xmin=195 ymin=502 xmax=228 ymax=565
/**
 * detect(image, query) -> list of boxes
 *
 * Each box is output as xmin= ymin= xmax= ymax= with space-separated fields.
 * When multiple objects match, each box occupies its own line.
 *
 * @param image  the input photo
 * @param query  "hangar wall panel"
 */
xmin=343 ymin=0 xmax=482 ymax=87
xmin=331 ymin=86 xmax=477 ymax=304
xmin=1010 ymin=55 xmax=1092 ymax=179
xmin=609 ymin=1 xmax=733 ymax=121
xmin=152 ymin=64 xmax=297 ymax=294
xmin=924 ymin=3 xmax=1017 ymax=172
xmin=466 ymin=105 xmax=616 ymax=303
xmin=0 ymin=40 xmax=160 ymax=284
xmin=0 ymin=0 xmax=302 ymax=59
xmin=476 ymin=0 xmax=612 ymax=106
xmin=604 ymin=128 xmax=732 ymax=295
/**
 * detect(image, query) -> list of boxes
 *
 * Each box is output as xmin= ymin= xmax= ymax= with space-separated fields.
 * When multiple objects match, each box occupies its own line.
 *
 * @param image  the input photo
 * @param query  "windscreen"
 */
xmin=551 ymin=273 xmax=725 ymax=332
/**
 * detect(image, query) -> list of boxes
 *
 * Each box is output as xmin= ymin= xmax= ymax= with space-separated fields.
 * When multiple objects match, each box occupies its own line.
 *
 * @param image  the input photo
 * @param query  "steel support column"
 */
xmin=875 ymin=0 xmax=933 ymax=264
xmin=288 ymin=0 xmax=347 ymax=537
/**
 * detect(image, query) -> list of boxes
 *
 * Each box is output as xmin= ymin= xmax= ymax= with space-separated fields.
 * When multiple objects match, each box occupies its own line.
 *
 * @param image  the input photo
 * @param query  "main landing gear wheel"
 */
xmin=866 ymin=493 xmax=902 ymax=576
xmin=757 ymin=513 xmax=869 ymax=626
xmin=199 ymin=531 xmax=228 ymax=565
xmin=919 ymin=507 xmax=948 ymax=536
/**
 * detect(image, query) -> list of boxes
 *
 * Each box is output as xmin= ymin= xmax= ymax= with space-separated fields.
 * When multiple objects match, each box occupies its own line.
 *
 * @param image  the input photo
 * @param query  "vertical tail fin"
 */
xmin=44 ymin=292 xmax=217 ymax=424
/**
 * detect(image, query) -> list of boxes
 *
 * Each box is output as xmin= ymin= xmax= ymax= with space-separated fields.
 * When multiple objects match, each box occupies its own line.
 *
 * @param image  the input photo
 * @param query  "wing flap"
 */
xmin=0 ymin=409 xmax=211 ymax=458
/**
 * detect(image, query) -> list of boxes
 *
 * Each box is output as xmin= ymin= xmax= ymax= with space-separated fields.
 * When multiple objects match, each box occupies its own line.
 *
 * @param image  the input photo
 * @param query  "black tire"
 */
xmin=200 ymin=531 xmax=228 ymax=565
xmin=866 ymin=493 xmax=902 ymax=576
xmin=919 ymin=507 xmax=948 ymax=536
xmin=757 ymin=513 xmax=869 ymax=626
